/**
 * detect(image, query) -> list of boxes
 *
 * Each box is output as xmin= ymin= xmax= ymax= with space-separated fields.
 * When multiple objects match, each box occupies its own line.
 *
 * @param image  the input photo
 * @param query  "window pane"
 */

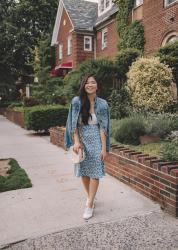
xmin=106 ymin=0 xmax=110 ymax=8
xmin=167 ymin=35 xmax=178 ymax=44
xmin=166 ymin=0 xmax=177 ymax=5
xmin=102 ymin=30 xmax=107 ymax=49
xmin=84 ymin=37 xmax=92 ymax=51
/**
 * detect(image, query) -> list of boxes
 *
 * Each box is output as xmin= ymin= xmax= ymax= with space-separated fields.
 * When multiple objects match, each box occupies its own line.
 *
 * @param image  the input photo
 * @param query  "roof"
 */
xmin=51 ymin=0 xmax=118 ymax=46
xmin=63 ymin=0 xmax=98 ymax=31
xmin=95 ymin=3 xmax=118 ymax=27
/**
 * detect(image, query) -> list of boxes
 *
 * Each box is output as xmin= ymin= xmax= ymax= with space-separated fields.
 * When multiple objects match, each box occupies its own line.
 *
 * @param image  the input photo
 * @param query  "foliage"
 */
xmin=129 ymin=141 xmax=168 ymax=158
xmin=115 ymin=0 xmax=145 ymax=51
xmin=108 ymin=87 xmax=132 ymax=119
xmin=115 ymin=48 xmax=141 ymax=84
xmin=7 ymin=101 xmax=23 ymax=108
xmin=156 ymin=41 xmax=178 ymax=94
xmin=23 ymin=105 xmax=68 ymax=132
xmin=127 ymin=57 xmax=174 ymax=112
xmin=165 ymin=101 xmax=178 ymax=113
xmin=32 ymin=70 xmax=64 ymax=104
xmin=118 ymin=21 xmax=145 ymax=51
xmin=34 ymin=34 xmax=55 ymax=79
xmin=0 ymin=0 xmax=58 ymax=100
xmin=116 ymin=0 xmax=135 ymax=34
xmin=0 ymin=158 xmax=32 ymax=192
xmin=143 ymin=113 xmax=178 ymax=138
xmin=112 ymin=116 xmax=146 ymax=145
xmin=160 ymin=140 xmax=178 ymax=162
xmin=23 ymin=97 xmax=41 ymax=107
xmin=63 ymin=59 xmax=115 ymax=101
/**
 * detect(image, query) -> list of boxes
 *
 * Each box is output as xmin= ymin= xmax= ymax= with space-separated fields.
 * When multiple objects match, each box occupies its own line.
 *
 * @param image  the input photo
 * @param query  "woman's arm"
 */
xmin=73 ymin=128 xmax=82 ymax=154
xmin=99 ymin=128 xmax=107 ymax=161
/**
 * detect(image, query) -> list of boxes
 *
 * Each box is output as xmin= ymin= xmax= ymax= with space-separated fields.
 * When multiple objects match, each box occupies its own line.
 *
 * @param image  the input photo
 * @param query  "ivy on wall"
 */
xmin=115 ymin=0 xmax=145 ymax=52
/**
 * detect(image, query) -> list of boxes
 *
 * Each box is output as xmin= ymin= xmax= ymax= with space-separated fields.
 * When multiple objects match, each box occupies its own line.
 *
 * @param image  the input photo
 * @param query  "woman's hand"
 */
xmin=100 ymin=148 xmax=107 ymax=161
xmin=73 ymin=142 xmax=82 ymax=154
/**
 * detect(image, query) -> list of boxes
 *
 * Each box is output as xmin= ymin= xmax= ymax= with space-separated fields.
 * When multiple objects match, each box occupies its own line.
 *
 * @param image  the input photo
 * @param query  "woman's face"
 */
xmin=84 ymin=76 xmax=97 ymax=95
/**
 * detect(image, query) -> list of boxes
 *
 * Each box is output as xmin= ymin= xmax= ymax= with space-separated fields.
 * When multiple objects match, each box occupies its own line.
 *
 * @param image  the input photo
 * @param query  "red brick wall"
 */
xmin=50 ymin=127 xmax=178 ymax=218
xmin=106 ymin=144 xmax=178 ymax=217
xmin=96 ymin=18 xmax=119 ymax=60
xmin=56 ymin=8 xmax=73 ymax=66
xmin=72 ymin=32 xmax=94 ymax=68
xmin=3 ymin=109 xmax=25 ymax=128
xmin=143 ymin=0 xmax=178 ymax=55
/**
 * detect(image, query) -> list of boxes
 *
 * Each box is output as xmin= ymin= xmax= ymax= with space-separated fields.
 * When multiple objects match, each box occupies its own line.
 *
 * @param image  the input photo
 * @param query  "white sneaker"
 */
xmin=83 ymin=207 xmax=94 ymax=219
xmin=86 ymin=198 xmax=95 ymax=208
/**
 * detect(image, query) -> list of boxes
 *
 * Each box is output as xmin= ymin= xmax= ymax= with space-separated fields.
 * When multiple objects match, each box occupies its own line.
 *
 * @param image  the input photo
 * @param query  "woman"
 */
xmin=64 ymin=74 xmax=110 ymax=220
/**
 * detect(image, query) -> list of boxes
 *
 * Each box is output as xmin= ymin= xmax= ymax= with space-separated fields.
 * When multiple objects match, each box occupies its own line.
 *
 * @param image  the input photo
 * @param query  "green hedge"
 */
xmin=24 ymin=104 xmax=68 ymax=132
xmin=0 ymin=158 xmax=32 ymax=192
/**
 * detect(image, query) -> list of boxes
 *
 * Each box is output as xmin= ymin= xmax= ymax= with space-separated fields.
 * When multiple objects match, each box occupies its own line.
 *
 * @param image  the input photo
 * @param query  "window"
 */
xmin=165 ymin=0 xmax=178 ymax=6
xmin=166 ymin=35 xmax=178 ymax=44
xmin=134 ymin=0 xmax=143 ymax=7
xmin=67 ymin=37 xmax=72 ymax=55
xmin=102 ymin=28 xmax=108 ymax=49
xmin=59 ymin=44 xmax=63 ymax=60
xmin=106 ymin=0 xmax=110 ymax=8
xmin=162 ymin=32 xmax=178 ymax=46
xmin=84 ymin=36 xmax=92 ymax=51
xmin=99 ymin=0 xmax=112 ymax=15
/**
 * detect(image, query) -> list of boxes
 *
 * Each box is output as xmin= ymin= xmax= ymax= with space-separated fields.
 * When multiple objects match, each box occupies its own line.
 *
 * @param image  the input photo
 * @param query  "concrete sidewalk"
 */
xmin=0 ymin=115 xmax=178 ymax=250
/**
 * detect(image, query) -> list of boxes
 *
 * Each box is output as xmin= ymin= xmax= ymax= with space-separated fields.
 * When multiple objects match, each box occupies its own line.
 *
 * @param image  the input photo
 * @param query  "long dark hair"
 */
xmin=79 ymin=74 xmax=97 ymax=125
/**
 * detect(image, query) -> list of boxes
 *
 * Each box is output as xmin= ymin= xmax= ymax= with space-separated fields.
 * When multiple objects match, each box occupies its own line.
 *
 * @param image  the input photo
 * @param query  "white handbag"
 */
xmin=70 ymin=146 xmax=85 ymax=164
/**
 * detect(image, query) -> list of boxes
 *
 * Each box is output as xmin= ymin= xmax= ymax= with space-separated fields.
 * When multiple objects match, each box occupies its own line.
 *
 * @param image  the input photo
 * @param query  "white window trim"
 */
xmin=165 ymin=0 xmax=178 ymax=7
xmin=162 ymin=32 xmax=178 ymax=46
xmin=84 ymin=36 xmax=92 ymax=51
xmin=101 ymin=28 xmax=108 ymax=50
xmin=98 ymin=0 xmax=113 ymax=16
xmin=67 ymin=36 xmax=72 ymax=55
xmin=59 ymin=44 xmax=63 ymax=60
xmin=134 ymin=0 xmax=143 ymax=8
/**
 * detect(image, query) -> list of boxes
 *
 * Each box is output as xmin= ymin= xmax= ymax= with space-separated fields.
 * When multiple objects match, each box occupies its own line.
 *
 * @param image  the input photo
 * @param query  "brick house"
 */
xmin=51 ymin=0 xmax=178 ymax=76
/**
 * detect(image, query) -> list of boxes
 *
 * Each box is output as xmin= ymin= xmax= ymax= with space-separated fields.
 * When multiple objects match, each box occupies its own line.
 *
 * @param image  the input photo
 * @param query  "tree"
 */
xmin=0 ymin=0 xmax=58 ymax=100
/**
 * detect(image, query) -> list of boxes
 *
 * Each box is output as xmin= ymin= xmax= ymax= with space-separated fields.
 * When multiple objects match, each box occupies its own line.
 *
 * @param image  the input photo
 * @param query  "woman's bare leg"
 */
xmin=88 ymin=178 xmax=99 ymax=208
xmin=81 ymin=176 xmax=90 ymax=197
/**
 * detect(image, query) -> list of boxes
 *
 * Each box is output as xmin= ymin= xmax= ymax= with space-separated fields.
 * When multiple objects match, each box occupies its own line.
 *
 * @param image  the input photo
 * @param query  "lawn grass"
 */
xmin=0 ymin=158 xmax=32 ymax=192
xmin=110 ymin=137 xmax=168 ymax=158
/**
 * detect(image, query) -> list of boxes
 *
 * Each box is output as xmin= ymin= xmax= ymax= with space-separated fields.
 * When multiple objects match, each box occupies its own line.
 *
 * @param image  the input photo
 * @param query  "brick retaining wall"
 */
xmin=3 ymin=109 xmax=25 ymax=128
xmin=49 ymin=126 xmax=178 ymax=218
xmin=49 ymin=126 xmax=66 ymax=149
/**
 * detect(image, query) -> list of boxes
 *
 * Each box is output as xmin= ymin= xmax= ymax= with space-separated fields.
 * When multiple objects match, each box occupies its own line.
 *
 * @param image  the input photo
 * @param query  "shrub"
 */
xmin=108 ymin=86 xmax=132 ymax=119
xmin=165 ymin=101 xmax=178 ymax=113
xmin=7 ymin=101 xmax=23 ymax=108
xmin=113 ymin=116 xmax=146 ymax=145
xmin=0 ymin=158 xmax=32 ymax=192
xmin=144 ymin=113 xmax=178 ymax=138
xmin=115 ymin=48 xmax=141 ymax=84
xmin=24 ymin=104 xmax=68 ymax=132
xmin=63 ymin=58 xmax=115 ymax=101
xmin=23 ymin=96 xmax=41 ymax=107
xmin=32 ymin=75 xmax=64 ymax=105
xmin=156 ymin=41 xmax=178 ymax=96
xmin=127 ymin=57 xmax=174 ymax=112
xmin=160 ymin=140 xmax=178 ymax=162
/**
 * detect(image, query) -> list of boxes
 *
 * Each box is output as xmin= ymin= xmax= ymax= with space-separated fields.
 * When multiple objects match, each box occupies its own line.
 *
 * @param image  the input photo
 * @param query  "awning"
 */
xmin=55 ymin=62 xmax=73 ymax=70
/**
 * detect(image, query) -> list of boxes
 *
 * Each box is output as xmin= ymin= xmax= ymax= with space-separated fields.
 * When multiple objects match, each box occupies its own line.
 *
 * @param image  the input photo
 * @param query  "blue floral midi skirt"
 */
xmin=74 ymin=124 xmax=105 ymax=179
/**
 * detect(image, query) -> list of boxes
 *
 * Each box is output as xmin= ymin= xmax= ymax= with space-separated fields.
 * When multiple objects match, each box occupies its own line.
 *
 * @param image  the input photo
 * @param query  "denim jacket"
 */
xmin=64 ymin=95 xmax=110 ymax=152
